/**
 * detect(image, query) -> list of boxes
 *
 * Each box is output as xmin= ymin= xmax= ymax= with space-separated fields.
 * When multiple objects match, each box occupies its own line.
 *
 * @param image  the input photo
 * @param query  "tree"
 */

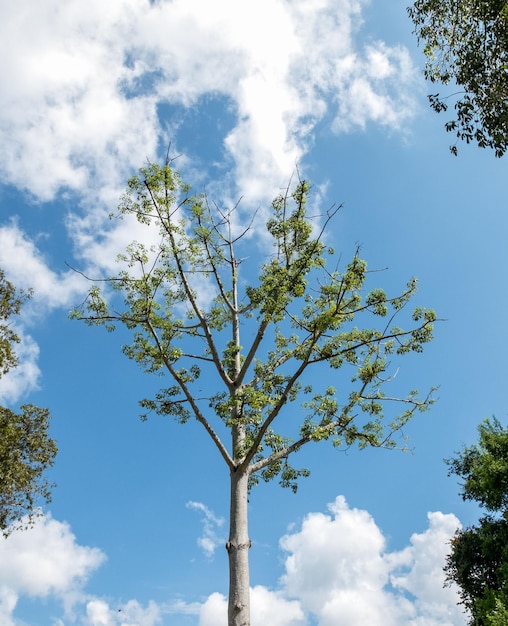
xmin=408 ymin=0 xmax=508 ymax=157
xmin=0 ymin=268 xmax=26 ymax=379
xmin=0 ymin=270 xmax=57 ymax=536
xmin=72 ymin=159 xmax=437 ymax=626
xmin=444 ymin=417 xmax=508 ymax=625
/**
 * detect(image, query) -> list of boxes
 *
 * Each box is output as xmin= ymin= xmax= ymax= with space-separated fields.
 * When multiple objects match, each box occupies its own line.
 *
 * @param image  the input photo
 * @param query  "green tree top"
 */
xmin=73 ymin=162 xmax=437 ymax=484
xmin=447 ymin=417 xmax=508 ymax=512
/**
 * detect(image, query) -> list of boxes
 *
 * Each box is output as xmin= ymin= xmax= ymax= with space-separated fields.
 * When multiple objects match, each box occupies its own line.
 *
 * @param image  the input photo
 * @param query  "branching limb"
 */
xmin=248 ymin=383 xmax=434 ymax=477
xmin=145 ymin=318 xmax=234 ymax=470
xmin=144 ymin=178 xmax=234 ymax=389
xmin=240 ymin=335 xmax=319 ymax=470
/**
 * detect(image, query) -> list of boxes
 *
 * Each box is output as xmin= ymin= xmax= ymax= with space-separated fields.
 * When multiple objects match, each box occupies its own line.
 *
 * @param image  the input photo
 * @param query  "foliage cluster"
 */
xmin=0 ymin=270 xmax=57 ymax=535
xmin=409 ymin=0 xmax=508 ymax=156
xmin=445 ymin=417 xmax=508 ymax=624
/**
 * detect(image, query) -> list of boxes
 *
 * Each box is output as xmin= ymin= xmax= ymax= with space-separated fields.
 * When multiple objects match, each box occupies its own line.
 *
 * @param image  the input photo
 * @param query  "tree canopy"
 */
xmin=408 ymin=0 xmax=508 ymax=156
xmin=73 ymin=160 xmax=437 ymax=625
xmin=445 ymin=417 xmax=508 ymax=625
xmin=0 ymin=270 xmax=57 ymax=536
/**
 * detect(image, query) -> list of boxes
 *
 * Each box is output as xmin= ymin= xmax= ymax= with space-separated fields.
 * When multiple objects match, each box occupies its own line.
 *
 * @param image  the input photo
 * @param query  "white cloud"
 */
xmin=199 ymin=592 xmax=227 ymax=626
xmin=0 ymin=0 xmax=418 ymax=210
xmin=332 ymin=43 xmax=417 ymax=133
xmin=186 ymin=501 xmax=225 ymax=558
xmin=250 ymin=586 xmax=307 ymax=626
xmin=278 ymin=496 xmax=466 ymax=626
xmin=0 ymin=0 xmax=159 ymax=203
xmin=0 ymin=222 xmax=91 ymax=402
xmin=0 ymin=514 xmax=162 ymax=626
xmin=192 ymin=496 xmax=467 ymax=626
xmin=0 ymin=0 xmax=422 ymax=395
xmin=0 ymin=500 xmax=467 ymax=626
xmin=0 ymin=223 xmax=88 ymax=310
xmin=0 ymin=513 xmax=105 ymax=623
xmin=0 ymin=587 xmax=17 ymax=626
xmin=391 ymin=512 xmax=466 ymax=625
xmin=280 ymin=496 xmax=394 ymax=615
xmin=85 ymin=598 xmax=162 ymax=626
xmin=199 ymin=587 xmax=307 ymax=626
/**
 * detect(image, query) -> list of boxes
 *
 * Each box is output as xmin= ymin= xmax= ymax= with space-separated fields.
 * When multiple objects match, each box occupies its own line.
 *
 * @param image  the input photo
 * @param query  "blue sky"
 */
xmin=0 ymin=0 xmax=506 ymax=624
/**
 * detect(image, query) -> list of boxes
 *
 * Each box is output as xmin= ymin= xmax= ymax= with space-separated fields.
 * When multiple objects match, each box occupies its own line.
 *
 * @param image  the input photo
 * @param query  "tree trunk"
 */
xmin=227 ymin=467 xmax=251 ymax=626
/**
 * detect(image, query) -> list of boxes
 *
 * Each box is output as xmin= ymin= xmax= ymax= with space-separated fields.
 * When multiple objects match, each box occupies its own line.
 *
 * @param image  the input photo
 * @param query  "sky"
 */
xmin=0 ymin=0 xmax=506 ymax=624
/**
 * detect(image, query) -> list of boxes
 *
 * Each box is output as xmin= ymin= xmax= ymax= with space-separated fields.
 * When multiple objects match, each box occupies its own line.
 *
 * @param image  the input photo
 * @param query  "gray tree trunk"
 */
xmin=227 ymin=467 xmax=251 ymax=626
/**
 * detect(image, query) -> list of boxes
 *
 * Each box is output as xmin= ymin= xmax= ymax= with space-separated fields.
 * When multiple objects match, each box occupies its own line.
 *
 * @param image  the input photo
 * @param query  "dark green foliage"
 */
xmin=0 ymin=269 xmax=28 ymax=377
xmin=72 ymin=159 xmax=437 ymax=491
xmin=0 ymin=271 xmax=57 ymax=536
xmin=0 ymin=405 xmax=57 ymax=534
xmin=408 ymin=0 xmax=508 ymax=156
xmin=447 ymin=418 xmax=508 ymax=512
xmin=445 ymin=418 xmax=508 ymax=624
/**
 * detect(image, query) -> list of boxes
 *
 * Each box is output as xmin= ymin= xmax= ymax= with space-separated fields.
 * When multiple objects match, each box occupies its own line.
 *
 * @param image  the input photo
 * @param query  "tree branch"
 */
xmin=143 ymin=178 xmax=234 ymax=390
xmin=145 ymin=317 xmax=234 ymax=470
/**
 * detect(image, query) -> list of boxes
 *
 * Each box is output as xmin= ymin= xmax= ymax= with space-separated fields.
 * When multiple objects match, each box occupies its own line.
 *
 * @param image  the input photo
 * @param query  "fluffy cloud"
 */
xmin=0 ymin=223 xmax=88 ymax=309
xmin=0 ymin=0 xmax=418 ymax=209
xmin=391 ymin=511 xmax=466 ymax=625
xmin=0 ymin=0 xmax=159 ymax=203
xmin=278 ymin=496 xmax=466 ymax=626
xmin=193 ymin=497 xmax=468 ymax=626
xmin=0 ymin=0 xmax=421 ymax=397
xmin=0 ymin=514 xmax=105 ymax=622
xmin=0 ymin=222 xmax=92 ymax=402
xmin=187 ymin=496 xmax=466 ymax=626
xmin=200 ymin=586 xmax=307 ymax=626
xmin=85 ymin=599 xmax=162 ymax=626
xmin=280 ymin=495 xmax=397 ymax=619
xmin=0 ymin=0 xmax=421 ymax=267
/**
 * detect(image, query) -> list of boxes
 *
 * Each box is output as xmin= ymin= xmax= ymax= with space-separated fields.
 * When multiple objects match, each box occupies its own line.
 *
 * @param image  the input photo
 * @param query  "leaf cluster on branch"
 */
xmin=408 ymin=0 xmax=508 ymax=156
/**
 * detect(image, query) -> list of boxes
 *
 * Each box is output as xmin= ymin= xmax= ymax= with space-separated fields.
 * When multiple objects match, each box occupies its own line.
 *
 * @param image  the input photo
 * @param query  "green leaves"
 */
xmin=409 ymin=0 xmax=508 ymax=156
xmin=0 ymin=272 xmax=57 ymax=536
xmin=0 ymin=405 xmax=57 ymax=534
xmin=247 ymin=181 xmax=327 ymax=323
xmin=445 ymin=417 xmax=508 ymax=623
xmin=0 ymin=269 xmax=30 ymax=377
xmin=446 ymin=417 xmax=508 ymax=512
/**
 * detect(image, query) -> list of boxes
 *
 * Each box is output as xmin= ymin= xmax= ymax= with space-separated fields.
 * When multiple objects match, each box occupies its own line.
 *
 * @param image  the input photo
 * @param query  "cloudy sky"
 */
xmin=1 ymin=0 xmax=506 ymax=624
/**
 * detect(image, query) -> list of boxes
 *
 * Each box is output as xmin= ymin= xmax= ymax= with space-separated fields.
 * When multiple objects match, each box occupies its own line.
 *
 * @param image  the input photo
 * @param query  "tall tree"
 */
xmin=72 ymin=160 xmax=437 ymax=626
xmin=445 ymin=417 xmax=508 ymax=625
xmin=0 ymin=270 xmax=57 ymax=536
xmin=408 ymin=0 xmax=508 ymax=157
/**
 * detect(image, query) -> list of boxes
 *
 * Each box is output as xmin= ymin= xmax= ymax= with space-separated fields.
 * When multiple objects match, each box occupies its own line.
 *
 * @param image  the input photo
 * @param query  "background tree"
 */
xmin=408 ymin=0 xmax=508 ymax=157
xmin=445 ymin=417 xmax=508 ymax=625
xmin=0 ymin=270 xmax=57 ymax=536
xmin=73 ymin=159 xmax=437 ymax=626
